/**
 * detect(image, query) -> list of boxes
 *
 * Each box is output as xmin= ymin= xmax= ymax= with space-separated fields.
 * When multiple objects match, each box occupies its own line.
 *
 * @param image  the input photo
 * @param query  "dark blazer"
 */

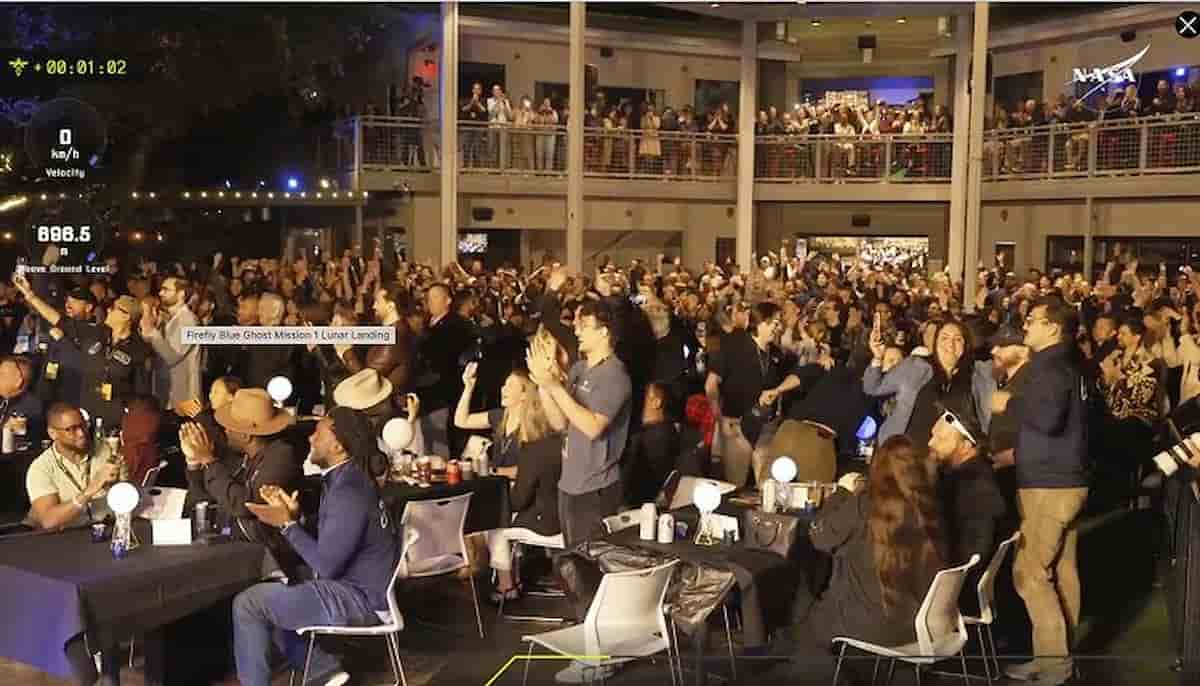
xmin=186 ymin=437 xmax=301 ymax=568
xmin=418 ymin=314 xmax=474 ymax=411
xmin=510 ymin=434 xmax=563 ymax=536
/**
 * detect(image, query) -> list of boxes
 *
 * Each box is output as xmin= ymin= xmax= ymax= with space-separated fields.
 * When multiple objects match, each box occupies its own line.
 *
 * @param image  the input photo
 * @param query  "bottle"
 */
xmin=762 ymin=479 xmax=778 ymax=513
xmin=2 ymin=424 xmax=12 ymax=454
xmin=195 ymin=501 xmax=209 ymax=537
xmin=93 ymin=417 xmax=104 ymax=448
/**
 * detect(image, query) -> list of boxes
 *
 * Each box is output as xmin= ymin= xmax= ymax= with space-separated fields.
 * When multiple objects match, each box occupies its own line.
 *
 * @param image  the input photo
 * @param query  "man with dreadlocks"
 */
xmin=235 ymin=407 xmax=398 ymax=686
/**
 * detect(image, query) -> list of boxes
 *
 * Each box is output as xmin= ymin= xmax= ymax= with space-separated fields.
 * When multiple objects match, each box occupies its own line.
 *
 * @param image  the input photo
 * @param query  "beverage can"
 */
xmin=91 ymin=522 xmax=108 ymax=543
xmin=762 ymin=479 xmax=777 ymax=513
xmin=2 ymin=426 xmax=13 ymax=454
xmin=195 ymin=502 xmax=209 ymax=535
xmin=657 ymin=513 xmax=675 ymax=544
xmin=111 ymin=540 xmax=127 ymax=559
xmin=461 ymin=460 xmax=475 ymax=480
xmin=446 ymin=460 xmax=461 ymax=485
xmin=476 ymin=454 xmax=489 ymax=477
xmin=639 ymin=503 xmax=658 ymax=541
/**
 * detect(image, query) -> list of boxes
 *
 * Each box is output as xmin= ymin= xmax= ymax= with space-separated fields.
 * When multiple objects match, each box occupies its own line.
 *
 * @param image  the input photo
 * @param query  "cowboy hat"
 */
xmin=215 ymin=388 xmax=295 ymax=436
xmin=333 ymin=369 xmax=394 ymax=410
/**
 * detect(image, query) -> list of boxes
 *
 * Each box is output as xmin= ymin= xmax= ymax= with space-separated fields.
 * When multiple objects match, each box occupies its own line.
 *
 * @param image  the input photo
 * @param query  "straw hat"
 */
xmin=333 ymin=369 xmax=394 ymax=410
xmin=214 ymin=388 xmax=295 ymax=436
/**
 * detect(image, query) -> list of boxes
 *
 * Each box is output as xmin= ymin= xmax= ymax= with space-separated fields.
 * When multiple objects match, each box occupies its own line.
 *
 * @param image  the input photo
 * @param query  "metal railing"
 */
xmin=981 ymin=112 xmax=1200 ymax=181
xmin=583 ymin=128 xmax=738 ymax=180
xmin=458 ymin=121 xmax=567 ymax=175
xmin=333 ymin=114 xmax=1200 ymax=185
xmin=753 ymin=133 xmax=953 ymax=183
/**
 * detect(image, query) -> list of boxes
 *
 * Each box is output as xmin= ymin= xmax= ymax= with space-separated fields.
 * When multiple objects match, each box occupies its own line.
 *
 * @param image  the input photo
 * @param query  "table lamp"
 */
xmin=382 ymin=417 xmax=415 ymax=452
xmin=693 ymin=481 xmax=722 ymax=546
xmin=770 ymin=456 xmax=798 ymax=510
xmin=106 ymin=482 xmax=141 ymax=556
xmin=267 ymin=376 xmax=294 ymax=408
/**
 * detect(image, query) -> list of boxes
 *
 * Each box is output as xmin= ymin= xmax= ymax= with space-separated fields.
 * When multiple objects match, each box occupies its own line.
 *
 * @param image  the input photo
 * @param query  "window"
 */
xmin=1045 ymin=236 xmax=1083 ymax=274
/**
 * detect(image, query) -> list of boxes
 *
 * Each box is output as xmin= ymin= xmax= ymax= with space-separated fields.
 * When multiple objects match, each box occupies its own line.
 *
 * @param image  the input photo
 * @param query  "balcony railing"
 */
xmin=334 ymin=114 xmax=1200 ymax=185
xmin=753 ymin=133 xmax=953 ymax=183
xmin=981 ymin=112 xmax=1200 ymax=181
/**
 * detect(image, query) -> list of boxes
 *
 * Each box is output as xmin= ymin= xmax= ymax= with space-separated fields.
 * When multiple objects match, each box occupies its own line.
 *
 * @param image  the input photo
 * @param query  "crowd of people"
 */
xmin=6 ymin=233 xmax=1200 ymax=685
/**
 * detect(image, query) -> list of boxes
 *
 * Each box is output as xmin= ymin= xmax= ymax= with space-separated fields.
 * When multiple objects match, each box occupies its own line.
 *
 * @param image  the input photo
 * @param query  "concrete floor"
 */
xmin=0 ymin=507 xmax=1184 ymax=686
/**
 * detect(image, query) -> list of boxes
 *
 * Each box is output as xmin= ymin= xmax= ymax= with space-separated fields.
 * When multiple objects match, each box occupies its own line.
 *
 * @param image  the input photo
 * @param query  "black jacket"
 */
xmin=1011 ymin=342 xmax=1089 ymax=489
xmin=510 ymin=435 xmax=563 ymax=536
xmin=418 ymin=314 xmax=474 ymax=412
xmin=940 ymin=456 xmax=1005 ymax=587
xmin=805 ymin=489 xmax=941 ymax=648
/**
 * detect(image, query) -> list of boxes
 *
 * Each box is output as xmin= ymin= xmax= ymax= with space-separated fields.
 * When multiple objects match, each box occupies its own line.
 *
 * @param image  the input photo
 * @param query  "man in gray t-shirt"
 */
xmin=529 ymin=300 xmax=631 ymax=546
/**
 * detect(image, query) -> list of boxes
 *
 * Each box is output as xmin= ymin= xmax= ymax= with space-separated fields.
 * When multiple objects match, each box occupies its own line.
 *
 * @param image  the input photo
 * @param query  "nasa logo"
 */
xmin=1066 ymin=44 xmax=1151 ymax=103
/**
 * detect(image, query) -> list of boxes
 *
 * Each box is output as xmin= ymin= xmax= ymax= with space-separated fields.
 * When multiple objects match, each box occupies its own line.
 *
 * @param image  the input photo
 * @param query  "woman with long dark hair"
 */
xmin=779 ymin=435 xmax=947 ymax=681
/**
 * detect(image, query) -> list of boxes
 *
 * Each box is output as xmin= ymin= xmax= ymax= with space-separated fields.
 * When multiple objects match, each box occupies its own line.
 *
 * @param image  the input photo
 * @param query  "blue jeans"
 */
xmin=233 ymin=580 xmax=381 ymax=686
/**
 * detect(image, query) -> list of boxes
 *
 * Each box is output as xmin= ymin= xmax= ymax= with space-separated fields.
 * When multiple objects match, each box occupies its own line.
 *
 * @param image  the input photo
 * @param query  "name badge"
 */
xmin=45 ymin=361 xmax=59 ymax=380
xmin=101 ymin=383 xmax=113 ymax=401
xmin=111 ymin=350 xmax=132 ymax=366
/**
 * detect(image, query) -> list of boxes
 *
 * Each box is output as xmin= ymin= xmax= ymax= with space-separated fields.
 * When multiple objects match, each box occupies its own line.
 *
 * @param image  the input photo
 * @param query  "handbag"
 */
xmin=741 ymin=510 xmax=801 ymax=559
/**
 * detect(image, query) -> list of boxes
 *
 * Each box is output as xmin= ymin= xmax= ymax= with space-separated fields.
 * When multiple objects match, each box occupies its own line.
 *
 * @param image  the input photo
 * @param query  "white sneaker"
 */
xmin=554 ymin=662 xmax=615 ymax=684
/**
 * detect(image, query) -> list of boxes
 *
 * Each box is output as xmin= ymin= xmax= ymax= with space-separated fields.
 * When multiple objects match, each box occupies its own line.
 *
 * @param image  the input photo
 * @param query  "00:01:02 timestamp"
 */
xmin=42 ymin=59 xmax=128 ymax=76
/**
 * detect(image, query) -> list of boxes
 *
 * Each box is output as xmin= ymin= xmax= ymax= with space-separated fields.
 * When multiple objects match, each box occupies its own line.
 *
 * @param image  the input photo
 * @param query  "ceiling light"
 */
xmin=865 ymin=20 xmax=873 ymax=27
xmin=896 ymin=17 xmax=907 ymax=24
xmin=710 ymin=2 xmax=719 ymax=7
xmin=811 ymin=18 xmax=822 ymax=27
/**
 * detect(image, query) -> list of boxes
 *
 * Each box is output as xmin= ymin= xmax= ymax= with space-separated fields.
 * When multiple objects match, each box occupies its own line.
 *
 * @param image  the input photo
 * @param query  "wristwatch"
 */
xmin=281 ymin=520 xmax=298 ymax=533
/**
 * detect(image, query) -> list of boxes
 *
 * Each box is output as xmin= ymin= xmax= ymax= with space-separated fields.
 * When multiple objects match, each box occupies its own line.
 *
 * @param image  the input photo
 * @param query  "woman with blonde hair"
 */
xmin=778 ymin=435 xmax=947 ymax=681
xmin=455 ymin=360 xmax=563 ymax=602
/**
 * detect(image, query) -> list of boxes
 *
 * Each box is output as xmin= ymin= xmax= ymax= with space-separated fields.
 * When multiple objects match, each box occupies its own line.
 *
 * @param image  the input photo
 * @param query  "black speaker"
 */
xmin=851 ymin=214 xmax=871 ymax=228
xmin=857 ymin=35 xmax=877 ymax=50
xmin=599 ymin=46 xmax=614 ymax=58
xmin=471 ymin=207 xmax=494 ymax=222
xmin=1120 ymin=29 xmax=1137 ymax=43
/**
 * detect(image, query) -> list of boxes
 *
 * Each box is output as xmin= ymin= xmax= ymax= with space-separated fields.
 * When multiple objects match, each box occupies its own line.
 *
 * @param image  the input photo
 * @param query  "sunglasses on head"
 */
xmin=941 ymin=410 xmax=977 ymax=446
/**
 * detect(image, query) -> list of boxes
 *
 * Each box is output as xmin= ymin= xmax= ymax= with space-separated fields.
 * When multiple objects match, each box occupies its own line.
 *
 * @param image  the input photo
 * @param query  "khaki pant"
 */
xmin=719 ymin=417 xmax=761 ymax=488
xmin=1013 ymin=487 xmax=1088 ymax=669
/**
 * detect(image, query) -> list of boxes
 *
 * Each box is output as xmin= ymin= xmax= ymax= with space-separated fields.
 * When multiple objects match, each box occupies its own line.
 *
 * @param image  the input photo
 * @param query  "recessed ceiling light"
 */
xmin=710 ymin=2 xmax=719 ymax=7
xmin=811 ymin=18 xmax=822 ymax=27
xmin=865 ymin=20 xmax=873 ymax=27
xmin=896 ymin=17 xmax=907 ymax=24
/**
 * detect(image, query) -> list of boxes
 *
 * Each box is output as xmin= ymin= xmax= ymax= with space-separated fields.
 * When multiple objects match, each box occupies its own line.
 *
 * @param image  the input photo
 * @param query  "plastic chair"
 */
xmin=497 ymin=530 xmax=567 ymax=624
xmin=290 ymin=527 xmax=418 ymax=686
xmin=830 ymin=554 xmax=981 ymax=686
xmin=399 ymin=492 xmax=485 ymax=639
xmin=964 ymin=532 xmax=1022 ymax=684
xmin=601 ymin=510 xmax=642 ymax=535
xmin=521 ymin=560 xmax=681 ymax=686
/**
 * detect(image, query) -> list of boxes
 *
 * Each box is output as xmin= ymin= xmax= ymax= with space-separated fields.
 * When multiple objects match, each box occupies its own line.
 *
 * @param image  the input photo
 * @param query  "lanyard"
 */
xmin=53 ymin=445 xmax=93 ymax=519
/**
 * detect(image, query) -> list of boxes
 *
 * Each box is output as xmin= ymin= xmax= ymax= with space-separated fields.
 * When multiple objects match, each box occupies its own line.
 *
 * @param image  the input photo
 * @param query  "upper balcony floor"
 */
xmin=330 ymin=112 xmax=1200 ymax=202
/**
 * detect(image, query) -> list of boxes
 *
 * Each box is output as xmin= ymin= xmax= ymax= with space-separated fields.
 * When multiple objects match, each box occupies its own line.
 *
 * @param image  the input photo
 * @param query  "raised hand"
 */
xmin=462 ymin=361 xmax=479 ymax=387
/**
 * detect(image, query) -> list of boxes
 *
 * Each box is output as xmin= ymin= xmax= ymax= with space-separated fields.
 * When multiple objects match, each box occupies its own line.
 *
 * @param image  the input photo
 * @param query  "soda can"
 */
xmin=111 ymin=540 xmax=128 ymax=559
xmin=91 ymin=522 xmax=108 ymax=543
xmin=446 ymin=460 xmax=462 ymax=485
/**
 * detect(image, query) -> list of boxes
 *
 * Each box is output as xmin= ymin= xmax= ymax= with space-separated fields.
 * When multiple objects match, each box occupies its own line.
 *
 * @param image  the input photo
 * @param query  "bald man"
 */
xmin=0 ymin=356 xmax=45 ymax=449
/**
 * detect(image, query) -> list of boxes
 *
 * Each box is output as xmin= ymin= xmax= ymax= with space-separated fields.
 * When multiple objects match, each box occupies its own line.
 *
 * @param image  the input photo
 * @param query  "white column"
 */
xmin=962 ymin=2 xmax=989 ymax=313
xmin=353 ymin=205 xmax=364 ymax=249
xmin=566 ymin=1 xmax=586 ymax=273
xmin=947 ymin=14 xmax=971 ymax=284
xmin=735 ymin=20 xmax=757 ymax=272
xmin=439 ymin=1 xmax=460 ymax=270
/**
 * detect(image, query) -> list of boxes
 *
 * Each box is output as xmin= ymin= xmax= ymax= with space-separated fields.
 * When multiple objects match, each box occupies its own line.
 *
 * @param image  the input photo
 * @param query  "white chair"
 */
xmin=521 ymin=560 xmax=682 ymax=686
xmin=399 ymin=492 xmax=485 ymax=639
xmin=497 ymin=531 xmax=567 ymax=624
xmin=831 ymin=553 xmax=981 ymax=686
xmin=291 ymin=528 xmax=418 ymax=686
xmin=601 ymin=510 xmax=642 ymax=535
xmin=668 ymin=476 xmax=737 ymax=512
xmin=965 ymin=532 xmax=1022 ymax=684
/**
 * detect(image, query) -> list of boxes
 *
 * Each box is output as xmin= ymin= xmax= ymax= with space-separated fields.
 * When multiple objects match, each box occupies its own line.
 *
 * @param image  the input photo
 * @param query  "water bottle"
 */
xmin=1 ymin=425 xmax=12 ymax=454
xmin=195 ymin=501 xmax=209 ymax=537
xmin=93 ymin=417 xmax=105 ymax=448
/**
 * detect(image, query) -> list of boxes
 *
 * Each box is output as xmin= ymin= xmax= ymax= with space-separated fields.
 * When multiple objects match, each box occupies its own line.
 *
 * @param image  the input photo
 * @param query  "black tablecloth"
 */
xmin=560 ymin=503 xmax=815 ymax=648
xmin=372 ymin=475 xmax=511 ymax=534
xmin=0 ymin=521 xmax=266 ymax=678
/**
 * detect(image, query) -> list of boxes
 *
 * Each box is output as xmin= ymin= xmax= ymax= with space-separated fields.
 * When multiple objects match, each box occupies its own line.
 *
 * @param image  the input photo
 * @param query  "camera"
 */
xmin=1152 ymin=433 xmax=1200 ymax=477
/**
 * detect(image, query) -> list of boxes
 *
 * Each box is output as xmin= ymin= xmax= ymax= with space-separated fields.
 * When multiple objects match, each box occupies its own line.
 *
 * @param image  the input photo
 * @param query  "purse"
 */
xmin=741 ymin=510 xmax=801 ymax=559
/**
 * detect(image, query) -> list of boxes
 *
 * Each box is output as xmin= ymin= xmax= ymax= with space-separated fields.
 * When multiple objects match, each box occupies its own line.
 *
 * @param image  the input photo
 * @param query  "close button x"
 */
xmin=1179 ymin=11 xmax=1199 ymax=38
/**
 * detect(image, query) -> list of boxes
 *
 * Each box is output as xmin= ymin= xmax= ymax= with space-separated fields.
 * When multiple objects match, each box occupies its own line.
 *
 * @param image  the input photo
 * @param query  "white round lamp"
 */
xmin=107 ymin=481 xmax=141 ymax=554
xmin=771 ymin=457 xmax=798 ymax=483
xmin=382 ymin=417 xmax=415 ymax=453
xmin=267 ymin=376 xmax=294 ymax=406
xmin=107 ymin=482 xmax=140 ymax=514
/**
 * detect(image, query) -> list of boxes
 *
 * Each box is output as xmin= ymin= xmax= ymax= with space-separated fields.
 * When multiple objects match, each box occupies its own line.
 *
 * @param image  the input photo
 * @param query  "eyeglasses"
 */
xmin=941 ymin=410 xmax=977 ymax=446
